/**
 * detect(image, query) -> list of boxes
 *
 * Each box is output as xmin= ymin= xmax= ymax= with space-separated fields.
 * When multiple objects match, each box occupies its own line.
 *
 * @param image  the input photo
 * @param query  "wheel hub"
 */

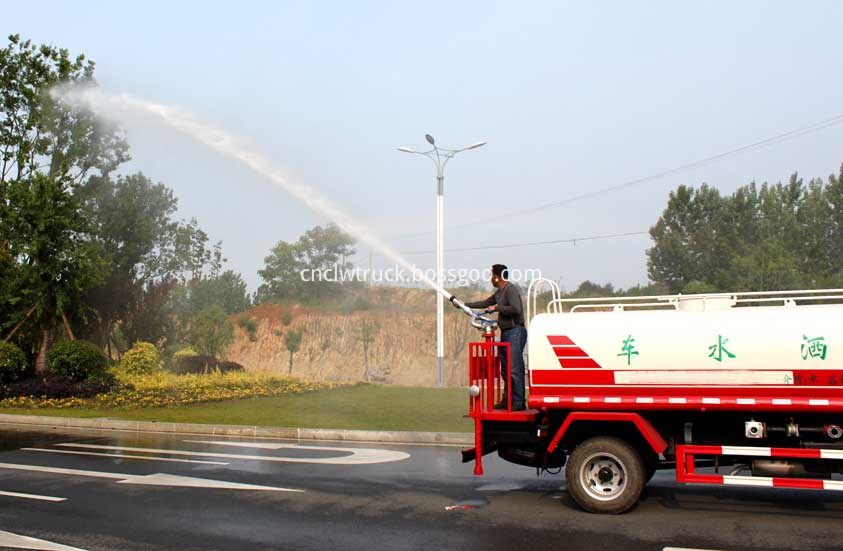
xmin=579 ymin=452 xmax=628 ymax=501
xmin=597 ymin=466 xmax=614 ymax=483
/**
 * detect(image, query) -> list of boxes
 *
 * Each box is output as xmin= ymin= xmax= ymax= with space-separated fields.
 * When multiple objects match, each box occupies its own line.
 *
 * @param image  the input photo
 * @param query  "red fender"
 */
xmin=546 ymin=411 xmax=668 ymax=455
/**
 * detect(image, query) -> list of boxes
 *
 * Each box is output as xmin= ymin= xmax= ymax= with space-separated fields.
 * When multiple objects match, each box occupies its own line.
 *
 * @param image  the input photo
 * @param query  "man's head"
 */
xmin=491 ymin=263 xmax=509 ymax=288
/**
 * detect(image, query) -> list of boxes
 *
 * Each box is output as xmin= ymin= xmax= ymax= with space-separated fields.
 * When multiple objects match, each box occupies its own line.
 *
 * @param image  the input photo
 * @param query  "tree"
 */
xmin=75 ymin=172 xmax=178 ymax=351
xmin=0 ymin=34 xmax=128 ymax=368
xmin=257 ymin=224 xmax=356 ymax=304
xmin=646 ymin=184 xmax=734 ymax=293
xmin=567 ymin=280 xmax=616 ymax=298
xmin=0 ymin=35 xmax=129 ymax=196
xmin=284 ymin=328 xmax=302 ymax=374
xmin=172 ymin=270 xmax=251 ymax=323
xmin=647 ymin=166 xmax=843 ymax=293
xmin=74 ymin=174 xmax=229 ymax=353
xmin=353 ymin=320 xmax=380 ymax=381
xmin=5 ymin=173 xmax=104 ymax=371
xmin=188 ymin=305 xmax=234 ymax=359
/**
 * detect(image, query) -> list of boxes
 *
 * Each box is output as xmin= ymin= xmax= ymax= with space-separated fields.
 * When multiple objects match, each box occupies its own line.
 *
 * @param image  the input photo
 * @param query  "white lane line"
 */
xmin=57 ymin=442 xmax=410 ymax=465
xmin=184 ymin=441 xmax=296 ymax=450
xmin=0 ymin=462 xmax=301 ymax=492
xmin=0 ymin=490 xmax=66 ymax=502
xmin=22 ymin=448 xmax=229 ymax=465
xmin=0 ymin=529 xmax=87 ymax=550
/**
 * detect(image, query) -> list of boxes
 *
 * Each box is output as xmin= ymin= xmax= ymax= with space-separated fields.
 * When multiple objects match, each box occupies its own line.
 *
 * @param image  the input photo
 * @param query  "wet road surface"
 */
xmin=0 ymin=425 xmax=842 ymax=550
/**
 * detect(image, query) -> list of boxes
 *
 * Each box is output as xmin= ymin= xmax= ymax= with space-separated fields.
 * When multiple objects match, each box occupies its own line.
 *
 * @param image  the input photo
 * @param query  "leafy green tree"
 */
xmin=284 ymin=328 xmax=302 ymax=374
xmin=0 ymin=34 xmax=127 ymax=368
xmin=188 ymin=305 xmax=234 ymax=359
xmin=567 ymin=280 xmax=616 ymax=298
xmin=646 ymin=184 xmax=734 ymax=292
xmin=172 ymin=270 xmax=251 ymax=322
xmin=5 ymin=173 xmax=104 ymax=372
xmin=75 ymin=173 xmax=232 ymax=353
xmin=257 ymin=224 xmax=356 ymax=304
xmin=647 ymin=166 xmax=843 ymax=293
xmin=75 ymin=173 xmax=179 ymax=352
xmin=0 ymin=34 xmax=129 ymax=195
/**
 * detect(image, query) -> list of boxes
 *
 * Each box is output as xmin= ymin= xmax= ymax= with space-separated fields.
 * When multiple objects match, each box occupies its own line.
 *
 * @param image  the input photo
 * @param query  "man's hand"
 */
xmin=487 ymin=304 xmax=497 ymax=312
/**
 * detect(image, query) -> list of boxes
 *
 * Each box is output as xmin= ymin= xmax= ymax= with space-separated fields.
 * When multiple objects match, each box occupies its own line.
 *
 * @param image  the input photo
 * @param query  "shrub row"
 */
xmin=0 ymin=339 xmax=110 ymax=384
xmin=0 ymin=372 xmax=351 ymax=409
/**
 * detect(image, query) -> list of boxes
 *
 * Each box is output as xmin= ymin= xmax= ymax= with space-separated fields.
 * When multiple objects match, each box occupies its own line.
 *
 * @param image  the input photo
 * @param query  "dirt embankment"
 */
xmin=226 ymin=289 xmax=481 ymax=387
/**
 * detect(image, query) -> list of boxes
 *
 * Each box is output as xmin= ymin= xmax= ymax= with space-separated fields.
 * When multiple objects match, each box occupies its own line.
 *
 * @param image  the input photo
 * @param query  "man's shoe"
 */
xmin=510 ymin=402 xmax=526 ymax=411
xmin=492 ymin=402 xmax=508 ymax=410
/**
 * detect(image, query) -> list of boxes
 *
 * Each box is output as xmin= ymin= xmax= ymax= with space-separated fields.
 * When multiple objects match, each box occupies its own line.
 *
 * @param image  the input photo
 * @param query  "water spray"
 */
xmin=50 ymin=85 xmax=493 ymax=329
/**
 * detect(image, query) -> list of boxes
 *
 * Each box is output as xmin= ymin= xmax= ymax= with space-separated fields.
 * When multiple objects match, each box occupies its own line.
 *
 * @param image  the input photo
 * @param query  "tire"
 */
xmin=643 ymin=450 xmax=659 ymax=483
xmin=564 ymin=436 xmax=645 ymax=514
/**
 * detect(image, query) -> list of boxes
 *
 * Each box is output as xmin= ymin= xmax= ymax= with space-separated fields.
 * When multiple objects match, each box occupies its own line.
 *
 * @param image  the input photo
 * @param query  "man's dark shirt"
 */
xmin=464 ymin=282 xmax=524 ymax=330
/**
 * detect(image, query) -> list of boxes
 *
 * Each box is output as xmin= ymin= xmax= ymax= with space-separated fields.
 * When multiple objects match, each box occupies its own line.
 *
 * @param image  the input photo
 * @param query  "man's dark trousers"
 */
xmin=500 ymin=326 xmax=527 ymax=407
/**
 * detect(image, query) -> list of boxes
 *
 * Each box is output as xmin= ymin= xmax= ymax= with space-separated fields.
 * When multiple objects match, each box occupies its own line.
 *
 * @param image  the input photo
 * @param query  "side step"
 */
xmin=461 ymin=443 xmax=497 ymax=463
xmin=676 ymin=444 xmax=843 ymax=491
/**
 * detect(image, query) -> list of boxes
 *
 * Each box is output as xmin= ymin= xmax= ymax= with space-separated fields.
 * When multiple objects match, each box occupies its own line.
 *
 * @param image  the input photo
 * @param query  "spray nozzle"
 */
xmin=449 ymin=296 xmax=498 ymax=331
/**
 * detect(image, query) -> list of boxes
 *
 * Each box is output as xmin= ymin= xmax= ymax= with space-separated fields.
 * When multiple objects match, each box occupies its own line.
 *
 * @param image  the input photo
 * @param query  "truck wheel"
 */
xmin=642 ymin=450 xmax=659 ymax=483
xmin=565 ymin=436 xmax=645 ymax=514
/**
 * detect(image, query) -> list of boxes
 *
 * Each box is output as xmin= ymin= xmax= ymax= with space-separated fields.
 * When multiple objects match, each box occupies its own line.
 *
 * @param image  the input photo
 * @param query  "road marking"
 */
xmin=57 ymin=442 xmax=410 ymax=465
xmin=184 ymin=441 xmax=296 ymax=450
xmin=0 ymin=490 xmax=66 ymax=502
xmin=0 ymin=529 xmax=87 ymax=550
xmin=0 ymin=462 xmax=301 ymax=492
xmin=185 ymin=440 xmax=410 ymax=464
xmin=22 ymin=448 xmax=229 ymax=465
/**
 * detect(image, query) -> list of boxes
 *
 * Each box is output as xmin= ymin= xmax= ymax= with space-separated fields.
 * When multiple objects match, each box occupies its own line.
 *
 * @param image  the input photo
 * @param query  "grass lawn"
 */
xmin=0 ymin=385 xmax=473 ymax=433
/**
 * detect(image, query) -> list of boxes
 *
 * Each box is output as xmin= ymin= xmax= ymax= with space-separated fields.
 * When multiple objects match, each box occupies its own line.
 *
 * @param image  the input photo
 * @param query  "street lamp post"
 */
xmin=398 ymin=135 xmax=486 ymax=388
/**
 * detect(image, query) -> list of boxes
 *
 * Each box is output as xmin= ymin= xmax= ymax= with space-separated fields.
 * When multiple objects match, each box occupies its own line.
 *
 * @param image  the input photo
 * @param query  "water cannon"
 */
xmin=449 ymin=296 xmax=498 ymax=333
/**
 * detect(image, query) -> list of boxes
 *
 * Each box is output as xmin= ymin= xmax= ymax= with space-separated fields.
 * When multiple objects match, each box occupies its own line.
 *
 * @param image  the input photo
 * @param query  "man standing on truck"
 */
xmin=451 ymin=264 xmax=527 ymax=410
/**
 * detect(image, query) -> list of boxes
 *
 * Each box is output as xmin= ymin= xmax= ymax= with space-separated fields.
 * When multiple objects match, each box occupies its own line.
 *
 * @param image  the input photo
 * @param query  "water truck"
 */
xmin=454 ymin=282 xmax=843 ymax=513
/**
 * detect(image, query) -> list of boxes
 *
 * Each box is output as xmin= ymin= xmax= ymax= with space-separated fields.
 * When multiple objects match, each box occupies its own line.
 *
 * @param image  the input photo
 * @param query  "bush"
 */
xmin=237 ymin=317 xmax=258 ymax=341
xmin=0 ymin=371 xmax=350 ymax=409
xmin=171 ymin=354 xmax=218 ymax=375
xmin=120 ymin=342 xmax=161 ymax=375
xmin=48 ymin=340 xmax=109 ymax=381
xmin=281 ymin=311 xmax=293 ymax=326
xmin=173 ymin=346 xmax=199 ymax=360
xmin=218 ymin=361 xmax=245 ymax=373
xmin=189 ymin=305 xmax=234 ymax=357
xmin=170 ymin=355 xmax=246 ymax=375
xmin=0 ymin=342 xmax=28 ymax=383
xmin=0 ymin=373 xmax=114 ymax=401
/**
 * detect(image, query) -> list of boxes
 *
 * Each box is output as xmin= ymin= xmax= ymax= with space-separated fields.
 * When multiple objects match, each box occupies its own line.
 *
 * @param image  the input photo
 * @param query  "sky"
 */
xmin=6 ymin=1 xmax=843 ymax=293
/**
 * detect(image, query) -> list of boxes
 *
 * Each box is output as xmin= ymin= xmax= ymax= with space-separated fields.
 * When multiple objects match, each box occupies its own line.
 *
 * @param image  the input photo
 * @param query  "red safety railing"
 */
xmin=468 ymin=336 xmax=511 ymax=415
xmin=467 ymin=335 xmax=511 ymax=476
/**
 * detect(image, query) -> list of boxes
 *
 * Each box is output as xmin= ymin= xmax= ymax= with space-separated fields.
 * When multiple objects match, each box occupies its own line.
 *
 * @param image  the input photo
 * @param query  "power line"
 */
xmin=391 ymin=230 xmax=649 ymax=256
xmin=395 ymin=112 xmax=843 ymax=239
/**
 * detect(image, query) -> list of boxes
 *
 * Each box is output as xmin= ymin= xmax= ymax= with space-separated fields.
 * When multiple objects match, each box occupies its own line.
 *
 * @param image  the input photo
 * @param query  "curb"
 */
xmin=0 ymin=413 xmax=473 ymax=446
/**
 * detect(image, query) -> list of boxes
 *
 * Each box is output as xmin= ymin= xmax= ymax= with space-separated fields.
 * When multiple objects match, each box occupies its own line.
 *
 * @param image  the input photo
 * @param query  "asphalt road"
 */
xmin=0 ymin=425 xmax=842 ymax=551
